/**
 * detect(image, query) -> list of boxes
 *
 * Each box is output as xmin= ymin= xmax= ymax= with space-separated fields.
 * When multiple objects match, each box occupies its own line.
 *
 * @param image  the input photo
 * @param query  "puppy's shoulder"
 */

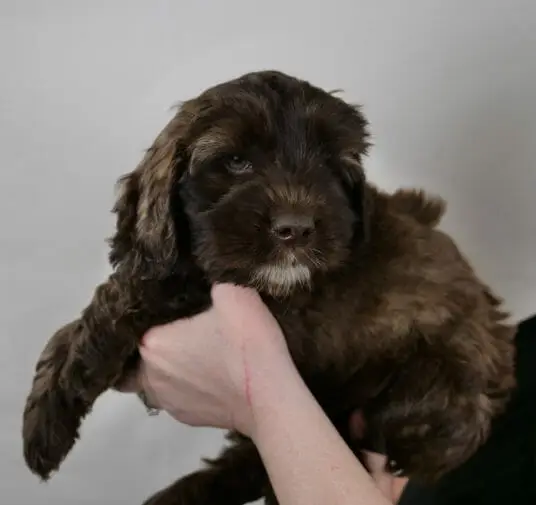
xmin=374 ymin=186 xmax=465 ymax=269
xmin=368 ymin=186 xmax=502 ymax=323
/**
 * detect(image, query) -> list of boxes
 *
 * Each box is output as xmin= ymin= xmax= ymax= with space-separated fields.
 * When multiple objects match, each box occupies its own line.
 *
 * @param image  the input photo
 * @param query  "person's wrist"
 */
xmin=241 ymin=347 xmax=304 ymax=441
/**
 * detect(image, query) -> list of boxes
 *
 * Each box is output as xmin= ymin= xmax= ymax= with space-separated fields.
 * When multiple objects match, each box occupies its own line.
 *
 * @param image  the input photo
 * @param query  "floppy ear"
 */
xmin=340 ymin=154 xmax=373 ymax=245
xmin=339 ymin=105 xmax=373 ymax=244
xmin=107 ymin=105 xmax=195 ymax=279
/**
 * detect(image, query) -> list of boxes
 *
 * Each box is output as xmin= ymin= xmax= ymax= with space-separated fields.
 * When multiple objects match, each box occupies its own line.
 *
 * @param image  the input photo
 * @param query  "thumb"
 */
xmin=211 ymin=282 xmax=264 ymax=309
xmin=211 ymin=283 xmax=276 ymax=332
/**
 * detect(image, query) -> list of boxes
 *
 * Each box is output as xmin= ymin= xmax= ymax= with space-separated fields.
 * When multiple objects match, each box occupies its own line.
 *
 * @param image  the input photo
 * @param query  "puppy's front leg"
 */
xmin=22 ymin=319 xmax=89 ymax=480
xmin=58 ymin=274 xmax=146 ymax=399
xmin=59 ymin=271 xmax=211 ymax=401
xmin=22 ymin=274 xmax=183 ymax=480
xmin=142 ymin=432 xmax=269 ymax=505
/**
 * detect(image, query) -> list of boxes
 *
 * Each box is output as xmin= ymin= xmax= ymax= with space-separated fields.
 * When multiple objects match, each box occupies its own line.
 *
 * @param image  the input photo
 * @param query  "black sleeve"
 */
xmin=398 ymin=314 xmax=536 ymax=505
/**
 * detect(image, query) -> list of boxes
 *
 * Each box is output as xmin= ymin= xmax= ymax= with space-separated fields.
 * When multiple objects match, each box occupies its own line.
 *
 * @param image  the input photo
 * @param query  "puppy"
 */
xmin=22 ymin=70 xmax=517 ymax=505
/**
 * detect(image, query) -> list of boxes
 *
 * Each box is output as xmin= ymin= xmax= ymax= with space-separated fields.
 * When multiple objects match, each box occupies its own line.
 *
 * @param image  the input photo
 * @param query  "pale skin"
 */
xmin=120 ymin=283 xmax=409 ymax=505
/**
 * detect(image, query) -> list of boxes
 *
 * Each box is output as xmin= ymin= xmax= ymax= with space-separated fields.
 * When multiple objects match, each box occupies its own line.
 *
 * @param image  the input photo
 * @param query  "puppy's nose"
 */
xmin=271 ymin=213 xmax=315 ymax=244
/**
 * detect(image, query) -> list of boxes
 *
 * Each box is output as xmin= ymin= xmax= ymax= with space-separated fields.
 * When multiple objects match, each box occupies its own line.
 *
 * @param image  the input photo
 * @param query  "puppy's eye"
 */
xmin=225 ymin=155 xmax=253 ymax=174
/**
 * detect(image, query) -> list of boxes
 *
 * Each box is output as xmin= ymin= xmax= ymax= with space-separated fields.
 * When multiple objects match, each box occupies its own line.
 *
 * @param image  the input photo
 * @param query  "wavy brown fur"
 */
xmin=21 ymin=70 xmax=517 ymax=505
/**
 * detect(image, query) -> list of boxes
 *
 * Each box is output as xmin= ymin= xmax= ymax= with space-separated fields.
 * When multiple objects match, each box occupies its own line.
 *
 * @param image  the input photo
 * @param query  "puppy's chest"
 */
xmin=265 ymin=291 xmax=404 ymax=380
xmin=265 ymin=275 xmax=448 ymax=384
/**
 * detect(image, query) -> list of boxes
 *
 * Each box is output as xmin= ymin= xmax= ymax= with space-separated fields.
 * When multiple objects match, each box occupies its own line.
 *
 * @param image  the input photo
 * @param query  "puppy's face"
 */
xmin=173 ymin=71 xmax=371 ymax=297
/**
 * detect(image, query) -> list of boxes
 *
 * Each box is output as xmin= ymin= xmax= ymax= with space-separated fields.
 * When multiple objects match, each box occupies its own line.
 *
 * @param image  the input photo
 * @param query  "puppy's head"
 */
xmin=109 ymin=70 xmax=372 ymax=296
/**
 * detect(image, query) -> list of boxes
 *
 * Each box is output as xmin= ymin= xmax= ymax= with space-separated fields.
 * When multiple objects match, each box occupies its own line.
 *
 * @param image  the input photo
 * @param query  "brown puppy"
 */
xmin=22 ymin=70 xmax=516 ymax=505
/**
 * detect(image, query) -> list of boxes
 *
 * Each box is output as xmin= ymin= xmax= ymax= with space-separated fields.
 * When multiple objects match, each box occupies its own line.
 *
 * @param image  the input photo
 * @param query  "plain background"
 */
xmin=1 ymin=1 xmax=535 ymax=504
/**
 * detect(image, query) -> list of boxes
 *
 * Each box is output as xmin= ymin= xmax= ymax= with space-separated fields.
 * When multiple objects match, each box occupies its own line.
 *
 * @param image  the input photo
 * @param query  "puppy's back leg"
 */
xmin=142 ymin=432 xmax=269 ymax=505
xmin=366 ymin=322 xmax=516 ymax=482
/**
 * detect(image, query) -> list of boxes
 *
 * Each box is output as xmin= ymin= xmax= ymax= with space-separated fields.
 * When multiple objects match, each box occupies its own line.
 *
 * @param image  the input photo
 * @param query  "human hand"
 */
xmin=362 ymin=451 xmax=408 ymax=503
xmin=118 ymin=282 xmax=406 ymax=505
xmin=350 ymin=411 xmax=409 ymax=503
xmin=118 ymin=282 xmax=294 ymax=437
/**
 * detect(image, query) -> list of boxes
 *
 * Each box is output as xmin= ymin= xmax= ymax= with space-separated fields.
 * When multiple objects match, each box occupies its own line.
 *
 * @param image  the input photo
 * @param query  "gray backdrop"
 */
xmin=1 ymin=1 xmax=535 ymax=504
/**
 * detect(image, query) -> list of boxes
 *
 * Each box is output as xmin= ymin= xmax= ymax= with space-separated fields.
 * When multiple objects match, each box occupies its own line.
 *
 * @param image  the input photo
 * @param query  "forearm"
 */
xmin=247 ymin=354 xmax=392 ymax=505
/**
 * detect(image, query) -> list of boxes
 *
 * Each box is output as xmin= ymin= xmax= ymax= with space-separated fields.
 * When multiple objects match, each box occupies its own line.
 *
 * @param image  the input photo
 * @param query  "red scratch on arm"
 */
xmin=241 ymin=342 xmax=252 ymax=406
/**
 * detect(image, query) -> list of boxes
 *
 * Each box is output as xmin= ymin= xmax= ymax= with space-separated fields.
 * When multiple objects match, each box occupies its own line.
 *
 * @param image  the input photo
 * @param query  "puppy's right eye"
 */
xmin=224 ymin=155 xmax=253 ymax=175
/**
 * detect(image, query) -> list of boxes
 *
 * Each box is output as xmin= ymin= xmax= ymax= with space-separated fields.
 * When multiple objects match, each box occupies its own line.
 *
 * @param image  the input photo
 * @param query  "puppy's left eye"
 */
xmin=225 ymin=155 xmax=253 ymax=174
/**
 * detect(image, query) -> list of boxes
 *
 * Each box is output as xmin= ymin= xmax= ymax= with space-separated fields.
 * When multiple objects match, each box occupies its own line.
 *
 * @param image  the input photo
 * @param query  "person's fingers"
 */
xmin=112 ymin=360 xmax=162 ymax=412
xmin=113 ymin=369 xmax=141 ymax=393
xmin=392 ymin=477 xmax=410 ymax=504
xmin=364 ymin=451 xmax=389 ymax=474
xmin=348 ymin=410 xmax=366 ymax=440
xmin=137 ymin=361 xmax=163 ymax=410
xmin=350 ymin=412 xmax=406 ymax=502
xmin=141 ymin=319 xmax=183 ymax=349
xmin=361 ymin=449 xmax=409 ymax=502
xmin=362 ymin=451 xmax=397 ymax=501
xmin=141 ymin=305 xmax=219 ymax=351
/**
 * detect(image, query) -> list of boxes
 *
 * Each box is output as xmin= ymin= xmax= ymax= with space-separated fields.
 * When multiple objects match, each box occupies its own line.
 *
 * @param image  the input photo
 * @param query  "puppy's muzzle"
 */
xmin=271 ymin=212 xmax=316 ymax=247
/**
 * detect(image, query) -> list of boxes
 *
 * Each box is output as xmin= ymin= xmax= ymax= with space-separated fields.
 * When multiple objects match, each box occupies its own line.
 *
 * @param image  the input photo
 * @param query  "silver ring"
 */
xmin=138 ymin=390 xmax=161 ymax=416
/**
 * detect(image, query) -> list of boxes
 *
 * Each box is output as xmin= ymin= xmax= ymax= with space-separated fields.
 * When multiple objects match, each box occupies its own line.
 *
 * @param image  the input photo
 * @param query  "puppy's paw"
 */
xmin=22 ymin=385 xmax=85 ymax=480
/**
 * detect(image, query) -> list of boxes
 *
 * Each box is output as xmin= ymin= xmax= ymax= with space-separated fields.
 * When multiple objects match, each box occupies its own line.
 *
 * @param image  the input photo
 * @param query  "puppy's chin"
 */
xmin=250 ymin=258 xmax=312 ymax=298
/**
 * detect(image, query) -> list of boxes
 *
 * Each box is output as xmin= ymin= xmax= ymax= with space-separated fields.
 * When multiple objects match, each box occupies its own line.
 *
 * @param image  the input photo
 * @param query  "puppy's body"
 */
xmin=22 ymin=71 xmax=516 ymax=505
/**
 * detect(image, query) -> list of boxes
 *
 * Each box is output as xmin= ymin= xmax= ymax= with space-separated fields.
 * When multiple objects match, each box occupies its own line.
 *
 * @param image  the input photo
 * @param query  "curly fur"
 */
xmin=22 ymin=70 xmax=517 ymax=505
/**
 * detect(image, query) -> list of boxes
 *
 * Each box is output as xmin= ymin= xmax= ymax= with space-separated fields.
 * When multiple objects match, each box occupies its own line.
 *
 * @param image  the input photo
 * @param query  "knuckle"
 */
xmin=141 ymin=326 xmax=163 ymax=350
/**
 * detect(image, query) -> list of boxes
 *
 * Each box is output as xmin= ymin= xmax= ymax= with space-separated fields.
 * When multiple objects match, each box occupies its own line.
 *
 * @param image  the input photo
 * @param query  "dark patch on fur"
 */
xmin=22 ymin=70 xmax=517 ymax=505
